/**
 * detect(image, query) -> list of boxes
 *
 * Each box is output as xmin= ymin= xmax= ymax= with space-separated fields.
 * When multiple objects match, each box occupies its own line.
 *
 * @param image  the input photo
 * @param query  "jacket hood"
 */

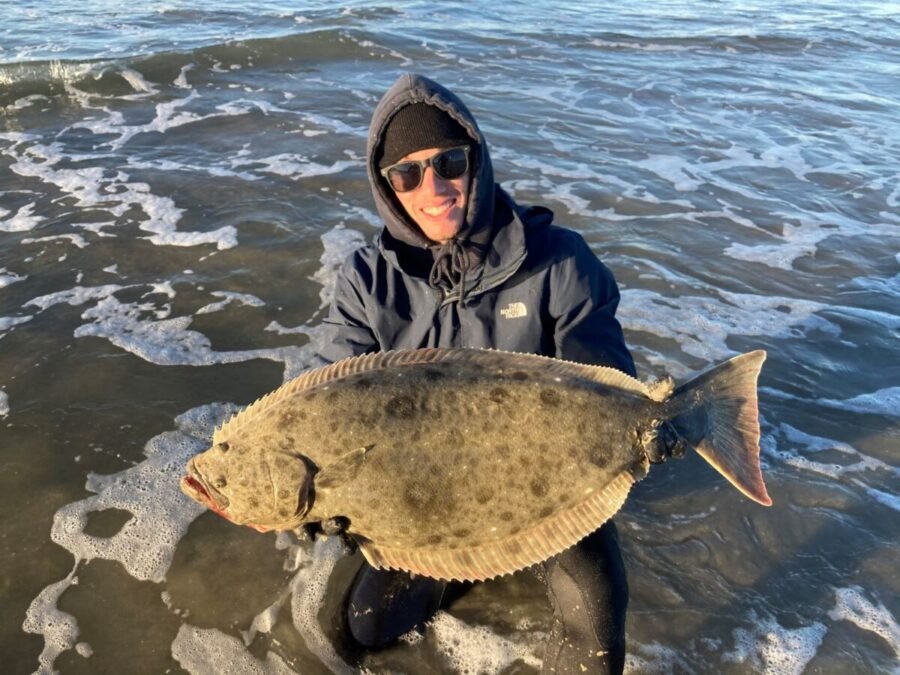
xmin=367 ymin=73 xmax=496 ymax=260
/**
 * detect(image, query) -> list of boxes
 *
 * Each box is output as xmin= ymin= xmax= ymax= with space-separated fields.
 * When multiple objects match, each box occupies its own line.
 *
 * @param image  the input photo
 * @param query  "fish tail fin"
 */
xmin=668 ymin=350 xmax=772 ymax=506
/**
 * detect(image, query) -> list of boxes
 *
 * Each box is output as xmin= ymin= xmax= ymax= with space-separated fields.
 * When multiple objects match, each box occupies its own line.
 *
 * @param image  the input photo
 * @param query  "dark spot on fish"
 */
xmin=512 ymin=371 xmax=530 ymax=381
xmin=399 ymin=525 xmax=411 ymax=535
xmin=404 ymin=483 xmax=433 ymax=510
xmin=447 ymin=429 xmax=464 ymax=446
xmin=354 ymin=377 xmax=373 ymax=390
xmin=303 ymin=392 xmax=317 ymax=402
xmin=278 ymin=509 xmax=289 ymax=519
xmin=558 ymin=492 xmax=571 ymax=505
xmin=452 ymin=528 xmax=472 ymax=539
xmin=475 ymin=487 xmax=494 ymax=505
xmin=249 ymin=498 xmax=259 ymax=508
xmin=530 ymin=478 xmax=549 ymax=498
xmin=495 ymin=444 xmax=511 ymax=459
xmin=217 ymin=442 xmax=230 ymax=453
xmin=278 ymin=489 xmax=290 ymax=500
xmin=499 ymin=511 xmax=514 ymax=522
xmin=426 ymin=534 xmax=443 ymax=546
xmin=325 ymin=391 xmax=339 ymax=403
xmin=277 ymin=411 xmax=300 ymax=430
xmin=386 ymin=395 xmax=417 ymax=419
xmin=489 ymin=387 xmax=509 ymax=403
xmin=540 ymin=389 xmax=561 ymax=407
xmin=538 ymin=442 xmax=549 ymax=454
xmin=214 ymin=476 xmax=227 ymax=489
xmin=538 ymin=505 xmax=555 ymax=519
xmin=239 ymin=478 xmax=249 ymax=488
xmin=329 ymin=421 xmax=339 ymax=433
xmin=411 ymin=429 xmax=422 ymax=443
xmin=576 ymin=421 xmax=587 ymax=435
xmin=422 ymin=368 xmax=446 ymax=382
xmin=274 ymin=457 xmax=288 ymax=469
xmin=360 ymin=412 xmax=380 ymax=426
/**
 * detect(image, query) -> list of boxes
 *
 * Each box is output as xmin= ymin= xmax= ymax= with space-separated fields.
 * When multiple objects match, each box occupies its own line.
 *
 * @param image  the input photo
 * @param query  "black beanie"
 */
xmin=377 ymin=102 xmax=472 ymax=169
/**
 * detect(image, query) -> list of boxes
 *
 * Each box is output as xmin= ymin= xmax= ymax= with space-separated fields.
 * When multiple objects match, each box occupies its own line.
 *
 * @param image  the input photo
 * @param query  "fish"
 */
xmin=180 ymin=348 xmax=771 ymax=582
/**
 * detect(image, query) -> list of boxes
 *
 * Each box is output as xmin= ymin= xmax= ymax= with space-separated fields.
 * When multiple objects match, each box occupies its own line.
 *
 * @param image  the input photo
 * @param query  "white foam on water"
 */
xmin=635 ymin=154 xmax=704 ymax=192
xmin=48 ymin=405 xmax=234 ymax=583
xmin=119 ymin=66 xmax=158 ymax=97
xmin=22 ymin=233 xmax=90 ymax=249
xmin=0 ymin=314 xmax=33 ymax=332
xmin=22 ymin=568 xmax=81 ymax=674
xmin=289 ymin=537 xmax=355 ymax=675
xmin=3 ymin=140 xmax=238 ymax=250
xmin=624 ymin=640 xmax=685 ymax=674
xmin=24 ymin=282 xmax=306 ymax=373
xmin=765 ymin=422 xmax=899 ymax=480
xmin=818 ymin=387 xmax=900 ymax=418
xmin=231 ymin=153 xmax=362 ymax=180
xmin=174 ymin=64 xmax=193 ymax=89
xmin=172 ymin=624 xmax=295 ymax=675
xmin=725 ymin=208 xmax=900 ymax=270
xmin=591 ymin=38 xmax=695 ymax=52
xmin=75 ymin=642 xmax=93 ymax=658
xmin=619 ymin=287 xmax=837 ymax=363
xmin=25 ymin=284 xmax=130 ymax=311
xmin=241 ymin=586 xmax=291 ymax=647
xmin=312 ymin=225 xmax=367 ymax=311
xmin=854 ymin=483 xmax=900 ymax=513
xmin=829 ymin=587 xmax=900 ymax=662
xmin=429 ymin=610 xmax=543 ymax=675
xmin=5 ymin=94 xmax=50 ymax=111
xmin=72 ymin=294 xmax=305 ymax=372
xmin=724 ymin=610 xmax=827 ymax=675
xmin=196 ymin=291 xmax=266 ymax=315
xmin=0 ymin=267 xmax=27 ymax=288
xmin=0 ymin=389 xmax=8 ymax=417
xmin=0 ymin=201 xmax=44 ymax=232
xmin=341 ymin=204 xmax=381 ymax=229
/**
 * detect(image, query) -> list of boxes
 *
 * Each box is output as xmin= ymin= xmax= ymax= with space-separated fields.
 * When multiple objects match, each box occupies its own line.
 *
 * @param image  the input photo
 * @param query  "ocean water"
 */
xmin=2 ymin=1 xmax=899 ymax=673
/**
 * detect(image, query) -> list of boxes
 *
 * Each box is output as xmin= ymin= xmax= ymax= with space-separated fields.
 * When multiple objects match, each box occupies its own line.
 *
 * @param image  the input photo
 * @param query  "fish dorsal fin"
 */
xmin=358 ymin=471 xmax=635 ymax=582
xmin=213 ymin=348 xmax=649 ymax=443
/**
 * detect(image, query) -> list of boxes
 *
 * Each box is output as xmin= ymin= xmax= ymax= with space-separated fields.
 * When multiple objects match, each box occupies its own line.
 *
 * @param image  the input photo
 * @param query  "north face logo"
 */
xmin=500 ymin=302 xmax=528 ymax=319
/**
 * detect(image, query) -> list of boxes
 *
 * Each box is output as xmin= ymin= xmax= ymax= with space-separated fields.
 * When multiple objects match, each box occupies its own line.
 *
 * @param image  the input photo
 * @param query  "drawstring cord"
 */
xmin=428 ymin=239 xmax=470 ymax=307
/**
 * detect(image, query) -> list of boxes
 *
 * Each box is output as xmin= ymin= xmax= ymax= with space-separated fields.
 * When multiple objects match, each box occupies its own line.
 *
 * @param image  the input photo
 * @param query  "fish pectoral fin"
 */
xmin=316 ymin=445 xmax=373 ymax=490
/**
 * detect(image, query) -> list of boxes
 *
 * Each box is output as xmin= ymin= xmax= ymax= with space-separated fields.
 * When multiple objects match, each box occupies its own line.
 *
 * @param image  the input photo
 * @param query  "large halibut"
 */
xmin=181 ymin=348 xmax=771 ymax=581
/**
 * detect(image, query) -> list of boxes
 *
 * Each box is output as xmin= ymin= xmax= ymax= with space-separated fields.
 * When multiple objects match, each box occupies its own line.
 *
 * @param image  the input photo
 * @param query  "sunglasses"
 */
xmin=380 ymin=146 xmax=471 ymax=193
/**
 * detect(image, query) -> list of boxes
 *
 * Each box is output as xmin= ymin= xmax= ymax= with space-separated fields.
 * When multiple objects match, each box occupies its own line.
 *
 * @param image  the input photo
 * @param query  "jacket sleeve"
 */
xmin=549 ymin=233 xmax=636 ymax=377
xmin=316 ymin=253 xmax=379 ymax=365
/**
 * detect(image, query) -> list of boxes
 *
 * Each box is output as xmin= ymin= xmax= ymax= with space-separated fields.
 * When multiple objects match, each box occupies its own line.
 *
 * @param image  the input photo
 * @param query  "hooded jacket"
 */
xmin=319 ymin=73 xmax=634 ymax=376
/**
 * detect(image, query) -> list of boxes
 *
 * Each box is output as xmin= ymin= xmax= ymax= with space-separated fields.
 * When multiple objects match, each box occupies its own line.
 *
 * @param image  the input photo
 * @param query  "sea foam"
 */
xmin=829 ymin=587 xmax=900 ymax=664
xmin=725 ymin=610 xmax=827 ymax=675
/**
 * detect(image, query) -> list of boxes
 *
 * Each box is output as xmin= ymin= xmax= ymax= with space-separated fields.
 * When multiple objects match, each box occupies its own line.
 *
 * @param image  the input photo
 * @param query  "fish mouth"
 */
xmin=181 ymin=467 xmax=230 ymax=518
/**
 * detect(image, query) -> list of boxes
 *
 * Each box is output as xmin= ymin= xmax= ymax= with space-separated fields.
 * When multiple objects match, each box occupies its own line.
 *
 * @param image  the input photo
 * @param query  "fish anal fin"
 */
xmin=358 ymin=472 xmax=635 ymax=582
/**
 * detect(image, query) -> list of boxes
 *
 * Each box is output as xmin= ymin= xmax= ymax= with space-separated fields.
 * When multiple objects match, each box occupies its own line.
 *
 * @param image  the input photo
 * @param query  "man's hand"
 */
xmin=296 ymin=517 xmax=357 ymax=554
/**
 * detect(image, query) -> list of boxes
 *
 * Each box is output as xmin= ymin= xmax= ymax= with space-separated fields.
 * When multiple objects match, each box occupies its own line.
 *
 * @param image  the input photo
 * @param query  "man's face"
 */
xmin=392 ymin=147 xmax=469 ymax=244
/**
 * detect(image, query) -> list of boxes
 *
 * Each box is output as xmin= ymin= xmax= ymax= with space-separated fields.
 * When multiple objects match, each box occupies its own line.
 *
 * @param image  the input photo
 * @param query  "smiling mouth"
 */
xmin=421 ymin=199 xmax=456 ymax=217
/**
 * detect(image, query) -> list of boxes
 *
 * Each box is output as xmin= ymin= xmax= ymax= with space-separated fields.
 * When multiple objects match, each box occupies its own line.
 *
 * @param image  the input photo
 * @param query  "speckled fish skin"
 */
xmin=181 ymin=348 xmax=771 ymax=581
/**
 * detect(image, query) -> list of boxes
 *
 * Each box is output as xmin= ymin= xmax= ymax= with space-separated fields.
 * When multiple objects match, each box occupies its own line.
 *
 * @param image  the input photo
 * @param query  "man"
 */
xmin=318 ymin=73 xmax=634 ymax=674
